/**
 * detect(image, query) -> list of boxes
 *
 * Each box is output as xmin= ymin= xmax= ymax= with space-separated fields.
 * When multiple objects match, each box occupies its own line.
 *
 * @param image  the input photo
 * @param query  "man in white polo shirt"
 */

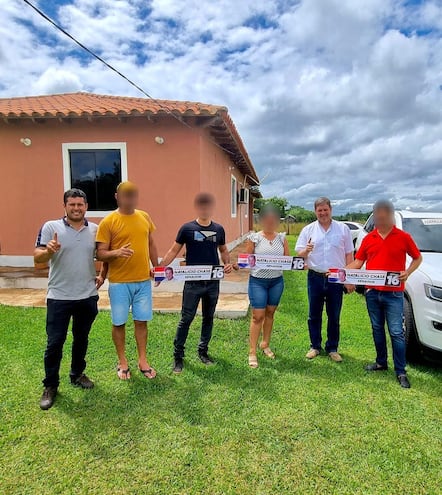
xmin=34 ymin=189 xmax=106 ymax=410
xmin=296 ymin=197 xmax=354 ymax=362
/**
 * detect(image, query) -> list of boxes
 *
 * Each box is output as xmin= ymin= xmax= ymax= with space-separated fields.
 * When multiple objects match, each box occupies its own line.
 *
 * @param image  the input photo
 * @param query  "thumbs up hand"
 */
xmin=47 ymin=232 xmax=61 ymax=255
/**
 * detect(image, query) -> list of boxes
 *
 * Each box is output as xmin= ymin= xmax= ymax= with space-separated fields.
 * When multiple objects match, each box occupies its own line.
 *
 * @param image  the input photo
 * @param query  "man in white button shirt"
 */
xmin=296 ymin=197 xmax=354 ymax=362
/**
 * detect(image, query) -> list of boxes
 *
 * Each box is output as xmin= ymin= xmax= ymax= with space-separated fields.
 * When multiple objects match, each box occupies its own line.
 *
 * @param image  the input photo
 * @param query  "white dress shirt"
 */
xmin=295 ymin=220 xmax=353 ymax=273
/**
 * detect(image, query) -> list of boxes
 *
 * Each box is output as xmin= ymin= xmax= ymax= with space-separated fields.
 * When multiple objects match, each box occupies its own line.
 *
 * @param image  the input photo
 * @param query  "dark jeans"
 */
xmin=307 ymin=270 xmax=344 ymax=353
xmin=174 ymin=281 xmax=220 ymax=359
xmin=365 ymin=289 xmax=406 ymax=375
xmin=43 ymin=296 xmax=98 ymax=387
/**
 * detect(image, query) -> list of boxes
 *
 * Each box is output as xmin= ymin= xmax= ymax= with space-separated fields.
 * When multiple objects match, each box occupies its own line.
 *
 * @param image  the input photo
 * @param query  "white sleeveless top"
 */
xmin=248 ymin=232 xmax=286 ymax=279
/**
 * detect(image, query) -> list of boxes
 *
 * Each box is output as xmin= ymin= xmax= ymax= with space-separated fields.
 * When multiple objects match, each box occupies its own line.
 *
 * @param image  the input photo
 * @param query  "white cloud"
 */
xmin=32 ymin=67 xmax=83 ymax=94
xmin=1 ymin=0 xmax=442 ymax=213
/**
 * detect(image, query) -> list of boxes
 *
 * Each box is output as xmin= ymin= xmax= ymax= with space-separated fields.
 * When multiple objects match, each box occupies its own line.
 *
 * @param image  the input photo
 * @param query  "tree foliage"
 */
xmin=254 ymin=196 xmax=289 ymax=217
xmin=254 ymin=196 xmax=369 ymax=223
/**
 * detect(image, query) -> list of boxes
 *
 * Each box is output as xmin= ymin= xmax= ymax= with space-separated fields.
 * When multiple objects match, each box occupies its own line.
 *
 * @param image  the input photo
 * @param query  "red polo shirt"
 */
xmin=355 ymin=226 xmax=421 ymax=291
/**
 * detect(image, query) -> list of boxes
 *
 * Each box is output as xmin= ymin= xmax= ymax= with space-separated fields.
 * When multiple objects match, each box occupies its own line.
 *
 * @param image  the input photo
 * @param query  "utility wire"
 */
xmin=21 ymin=0 xmax=243 ymax=161
xmin=22 ymin=0 xmax=195 ymax=129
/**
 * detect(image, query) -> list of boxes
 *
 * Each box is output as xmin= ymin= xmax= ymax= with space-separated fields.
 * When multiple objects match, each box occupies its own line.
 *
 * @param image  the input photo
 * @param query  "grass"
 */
xmin=0 ymin=236 xmax=441 ymax=494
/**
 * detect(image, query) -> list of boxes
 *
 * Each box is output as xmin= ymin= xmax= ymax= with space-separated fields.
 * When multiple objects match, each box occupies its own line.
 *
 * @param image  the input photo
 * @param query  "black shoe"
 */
xmin=198 ymin=352 xmax=214 ymax=365
xmin=173 ymin=358 xmax=184 ymax=374
xmin=70 ymin=374 xmax=94 ymax=389
xmin=365 ymin=363 xmax=388 ymax=372
xmin=40 ymin=387 xmax=57 ymax=410
xmin=397 ymin=374 xmax=411 ymax=388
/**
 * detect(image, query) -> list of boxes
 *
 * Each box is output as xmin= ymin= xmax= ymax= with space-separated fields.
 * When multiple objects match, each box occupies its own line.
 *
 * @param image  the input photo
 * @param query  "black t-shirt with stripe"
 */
xmin=176 ymin=220 xmax=226 ymax=266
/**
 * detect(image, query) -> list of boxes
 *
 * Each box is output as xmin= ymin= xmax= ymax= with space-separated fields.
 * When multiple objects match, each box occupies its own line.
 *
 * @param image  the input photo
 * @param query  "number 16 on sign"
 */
xmin=385 ymin=272 xmax=401 ymax=287
xmin=211 ymin=266 xmax=224 ymax=279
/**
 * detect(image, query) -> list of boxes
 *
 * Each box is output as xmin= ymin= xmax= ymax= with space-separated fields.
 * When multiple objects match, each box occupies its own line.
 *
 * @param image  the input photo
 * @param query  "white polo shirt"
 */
xmin=295 ymin=220 xmax=353 ymax=273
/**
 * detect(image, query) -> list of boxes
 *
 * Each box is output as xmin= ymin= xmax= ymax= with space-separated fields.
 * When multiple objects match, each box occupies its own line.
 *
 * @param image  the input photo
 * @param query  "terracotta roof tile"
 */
xmin=0 ymin=92 xmax=225 ymax=119
xmin=0 ymin=92 xmax=259 ymax=184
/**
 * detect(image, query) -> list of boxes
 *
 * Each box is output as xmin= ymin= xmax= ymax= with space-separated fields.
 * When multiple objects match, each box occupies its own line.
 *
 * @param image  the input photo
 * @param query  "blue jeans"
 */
xmin=174 ymin=280 xmax=220 ymax=359
xmin=248 ymin=276 xmax=284 ymax=309
xmin=365 ymin=289 xmax=406 ymax=375
xmin=307 ymin=270 xmax=344 ymax=353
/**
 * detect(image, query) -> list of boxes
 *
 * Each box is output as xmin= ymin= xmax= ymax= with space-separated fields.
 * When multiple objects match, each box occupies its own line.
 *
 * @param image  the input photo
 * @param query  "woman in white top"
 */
xmin=246 ymin=206 xmax=290 ymax=368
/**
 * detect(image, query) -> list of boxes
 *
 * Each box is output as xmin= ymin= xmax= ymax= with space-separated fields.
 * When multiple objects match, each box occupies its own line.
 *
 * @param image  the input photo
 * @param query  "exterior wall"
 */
xmin=0 ymin=116 xmax=201 ymax=262
xmin=199 ymin=131 xmax=252 ymax=244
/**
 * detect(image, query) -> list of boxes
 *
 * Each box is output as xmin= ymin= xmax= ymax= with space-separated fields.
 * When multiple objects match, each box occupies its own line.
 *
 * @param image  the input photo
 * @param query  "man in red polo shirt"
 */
xmin=348 ymin=200 xmax=422 ymax=388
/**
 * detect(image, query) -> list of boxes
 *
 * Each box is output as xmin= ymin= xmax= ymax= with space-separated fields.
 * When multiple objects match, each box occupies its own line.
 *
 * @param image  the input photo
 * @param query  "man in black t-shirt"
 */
xmin=159 ymin=193 xmax=233 ymax=373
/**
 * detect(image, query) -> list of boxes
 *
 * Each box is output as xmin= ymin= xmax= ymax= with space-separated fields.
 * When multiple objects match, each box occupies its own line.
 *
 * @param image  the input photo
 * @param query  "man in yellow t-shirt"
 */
xmin=96 ymin=181 xmax=159 ymax=381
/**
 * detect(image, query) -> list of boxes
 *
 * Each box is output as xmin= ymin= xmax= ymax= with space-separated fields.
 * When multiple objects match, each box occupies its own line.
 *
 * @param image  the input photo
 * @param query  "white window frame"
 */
xmin=244 ymin=188 xmax=249 ymax=218
xmin=231 ymin=175 xmax=238 ymax=218
xmin=62 ymin=142 xmax=128 ymax=217
xmin=243 ymin=187 xmax=250 ymax=204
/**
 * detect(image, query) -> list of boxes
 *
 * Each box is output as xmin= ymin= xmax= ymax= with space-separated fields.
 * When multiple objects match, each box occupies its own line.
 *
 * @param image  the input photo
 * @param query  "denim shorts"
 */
xmin=108 ymin=280 xmax=152 ymax=325
xmin=248 ymin=275 xmax=284 ymax=309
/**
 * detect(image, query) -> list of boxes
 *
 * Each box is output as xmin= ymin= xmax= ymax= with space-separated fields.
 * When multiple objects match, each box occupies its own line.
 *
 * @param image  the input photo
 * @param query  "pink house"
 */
xmin=0 ymin=92 xmax=260 ymax=266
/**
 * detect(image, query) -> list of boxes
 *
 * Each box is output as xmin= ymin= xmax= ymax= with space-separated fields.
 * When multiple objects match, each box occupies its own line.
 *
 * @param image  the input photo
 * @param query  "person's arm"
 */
xmin=401 ymin=255 xmax=423 ymax=281
xmin=160 ymin=242 xmax=184 ymax=267
xmin=295 ymin=228 xmax=312 ymax=258
xmin=245 ymin=240 xmax=255 ymax=254
xmin=346 ymin=236 xmax=367 ymax=269
xmin=283 ymin=237 xmax=290 ymax=256
xmin=400 ymin=236 xmax=423 ymax=282
xmin=95 ymin=262 xmax=108 ymax=289
xmin=344 ymin=251 xmax=356 ymax=293
xmin=346 ymin=259 xmax=364 ymax=269
xmin=345 ymin=251 xmax=354 ymax=265
xmin=149 ymin=234 xmax=159 ymax=268
xmin=219 ymin=244 xmax=233 ymax=273
xmin=96 ymin=241 xmax=134 ymax=261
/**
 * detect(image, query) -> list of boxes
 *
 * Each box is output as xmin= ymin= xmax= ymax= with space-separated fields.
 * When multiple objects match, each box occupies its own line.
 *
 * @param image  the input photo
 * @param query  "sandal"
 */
xmin=117 ymin=366 xmax=131 ymax=380
xmin=260 ymin=346 xmax=275 ymax=359
xmin=139 ymin=367 xmax=157 ymax=379
xmin=248 ymin=355 xmax=259 ymax=368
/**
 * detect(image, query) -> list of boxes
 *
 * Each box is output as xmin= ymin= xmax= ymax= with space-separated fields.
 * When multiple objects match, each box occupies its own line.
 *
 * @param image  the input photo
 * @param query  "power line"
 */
xmin=21 ymin=0 xmax=239 ymax=159
xmin=23 ymin=0 xmax=156 ymax=101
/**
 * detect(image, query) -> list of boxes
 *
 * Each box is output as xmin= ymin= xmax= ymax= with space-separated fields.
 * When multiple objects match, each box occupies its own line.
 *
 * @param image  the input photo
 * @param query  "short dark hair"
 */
xmin=64 ymin=188 xmax=87 ymax=205
xmin=373 ymin=199 xmax=394 ymax=213
xmin=195 ymin=192 xmax=215 ymax=205
xmin=314 ymin=197 xmax=331 ymax=209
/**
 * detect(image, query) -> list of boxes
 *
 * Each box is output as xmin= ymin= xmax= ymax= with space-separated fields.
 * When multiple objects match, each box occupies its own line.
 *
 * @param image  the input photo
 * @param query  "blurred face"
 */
xmin=260 ymin=213 xmax=280 ymax=232
xmin=315 ymin=203 xmax=332 ymax=225
xmin=165 ymin=268 xmax=174 ymax=280
xmin=195 ymin=201 xmax=215 ymax=220
xmin=373 ymin=207 xmax=395 ymax=230
xmin=116 ymin=190 xmax=138 ymax=211
xmin=64 ymin=196 xmax=87 ymax=222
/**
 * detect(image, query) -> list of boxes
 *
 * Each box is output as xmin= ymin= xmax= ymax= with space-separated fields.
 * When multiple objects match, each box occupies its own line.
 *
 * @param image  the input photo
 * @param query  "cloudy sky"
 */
xmin=2 ymin=0 xmax=442 ymax=213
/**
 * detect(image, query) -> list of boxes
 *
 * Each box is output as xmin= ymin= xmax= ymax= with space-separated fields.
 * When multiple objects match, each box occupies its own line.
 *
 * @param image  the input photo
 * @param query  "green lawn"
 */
xmin=1 ymin=237 xmax=441 ymax=494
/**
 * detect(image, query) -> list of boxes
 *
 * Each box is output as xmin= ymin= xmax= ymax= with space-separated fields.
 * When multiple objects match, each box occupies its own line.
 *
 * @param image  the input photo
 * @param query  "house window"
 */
xmin=231 ymin=175 xmax=237 ymax=218
xmin=62 ymin=143 xmax=128 ymax=215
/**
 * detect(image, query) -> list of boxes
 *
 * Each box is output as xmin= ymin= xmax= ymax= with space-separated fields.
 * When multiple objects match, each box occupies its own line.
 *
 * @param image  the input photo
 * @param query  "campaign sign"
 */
xmin=154 ymin=265 xmax=224 ymax=282
xmin=238 ymin=254 xmax=305 ymax=271
xmin=328 ymin=268 xmax=401 ymax=287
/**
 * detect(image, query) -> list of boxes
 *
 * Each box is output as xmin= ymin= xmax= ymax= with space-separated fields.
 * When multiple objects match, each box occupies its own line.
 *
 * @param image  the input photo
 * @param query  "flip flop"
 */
xmin=139 ymin=367 xmax=157 ymax=379
xmin=117 ymin=367 xmax=131 ymax=380
xmin=261 ymin=347 xmax=275 ymax=359
xmin=248 ymin=355 xmax=259 ymax=368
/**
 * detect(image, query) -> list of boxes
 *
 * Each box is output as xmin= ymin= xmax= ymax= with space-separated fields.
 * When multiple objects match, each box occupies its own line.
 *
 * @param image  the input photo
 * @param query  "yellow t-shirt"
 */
xmin=96 ymin=209 xmax=156 ymax=283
